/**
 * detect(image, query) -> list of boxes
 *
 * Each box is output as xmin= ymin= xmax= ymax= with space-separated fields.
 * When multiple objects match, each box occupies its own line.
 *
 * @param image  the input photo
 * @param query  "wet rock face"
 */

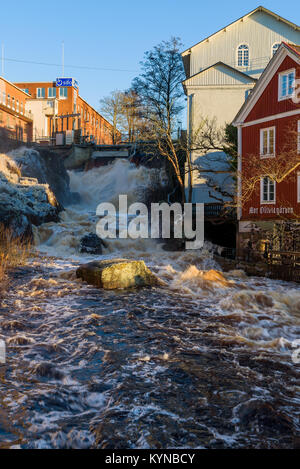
xmin=76 ymin=258 xmax=164 ymax=289
xmin=0 ymin=177 xmax=60 ymax=227
xmin=13 ymin=148 xmax=73 ymax=206
xmin=79 ymin=233 xmax=107 ymax=255
xmin=0 ymin=151 xmax=61 ymax=237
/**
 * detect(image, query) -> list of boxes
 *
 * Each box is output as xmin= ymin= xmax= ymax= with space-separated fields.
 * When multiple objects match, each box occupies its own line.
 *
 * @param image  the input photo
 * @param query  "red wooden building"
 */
xmin=233 ymin=42 xmax=300 ymax=255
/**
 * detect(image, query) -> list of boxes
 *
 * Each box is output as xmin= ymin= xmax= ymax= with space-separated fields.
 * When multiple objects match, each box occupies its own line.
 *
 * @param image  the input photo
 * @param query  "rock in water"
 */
xmin=80 ymin=233 xmax=107 ymax=255
xmin=76 ymin=258 xmax=163 ymax=289
xmin=12 ymin=148 xmax=72 ymax=206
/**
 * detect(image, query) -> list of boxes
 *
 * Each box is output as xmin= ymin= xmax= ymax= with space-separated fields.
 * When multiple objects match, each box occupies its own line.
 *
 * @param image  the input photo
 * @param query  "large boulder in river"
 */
xmin=76 ymin=258 xmax=163 ymax=289
xmin=80 ymin=233 xmax=108 ymax=255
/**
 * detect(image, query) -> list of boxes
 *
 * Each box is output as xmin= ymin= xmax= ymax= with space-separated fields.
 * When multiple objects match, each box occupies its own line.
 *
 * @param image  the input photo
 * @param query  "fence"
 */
xmin=268 ymin=251 xmax=300 ymax=283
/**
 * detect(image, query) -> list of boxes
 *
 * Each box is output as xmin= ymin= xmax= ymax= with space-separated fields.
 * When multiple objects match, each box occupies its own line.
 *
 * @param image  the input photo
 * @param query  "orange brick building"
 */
xmin=14 ymin=79 xmax=115 ymax=144
xmin=0 ymin=76 xmax=33 ymax=143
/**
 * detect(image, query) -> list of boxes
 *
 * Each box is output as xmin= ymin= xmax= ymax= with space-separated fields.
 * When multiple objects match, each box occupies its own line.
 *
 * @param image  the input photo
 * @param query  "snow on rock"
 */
xmin=10 ymin=147 xmax=72 ymax=205
xmin=0 ymin=151 xmax=60 ymax=238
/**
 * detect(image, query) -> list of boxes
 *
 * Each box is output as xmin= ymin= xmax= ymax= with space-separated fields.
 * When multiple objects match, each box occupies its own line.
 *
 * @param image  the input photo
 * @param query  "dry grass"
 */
xmin=0 ymin=224 xmax=31 ymax=296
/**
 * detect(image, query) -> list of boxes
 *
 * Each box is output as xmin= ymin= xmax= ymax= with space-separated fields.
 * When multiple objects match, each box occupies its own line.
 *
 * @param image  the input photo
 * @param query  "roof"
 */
xmin=0 ymin=76 xmax=31 ymax=96
xmin=182 ymin=6 xmax=300 ymax=56
xmin=286 ymin=43 xmax=300 ymax=56
xmin=233 ymin=42 xmax=300 ymax=125
xmin=182 ymin=61 xmax=257 ymax=86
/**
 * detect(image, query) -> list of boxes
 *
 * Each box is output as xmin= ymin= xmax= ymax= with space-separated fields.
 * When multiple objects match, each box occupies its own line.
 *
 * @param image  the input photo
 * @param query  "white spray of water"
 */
xmin=34 ymin=160 xmax=168 ymax=259
xmin=33 ymin=159 xmax=300 ymax=345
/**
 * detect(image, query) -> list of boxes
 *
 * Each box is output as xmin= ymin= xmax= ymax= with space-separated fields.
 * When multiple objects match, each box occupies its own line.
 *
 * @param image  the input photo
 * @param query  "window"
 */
xmin=245 ymin=89 xmax=252 ymax=100
xmin=59 ymin=87 xmax=68 ymax=99
xmin=20 ymin=102 xmax=23 ymax=115
xmin=22 ymin=88 xmax=29 ymax=95
xmin=237 ymin=44 xmax=249 ymax=67
xmin=278 ymin=69 xmax=295 ymax=100
xmin=7 ymin=94 xmax=10 ymax=107
xmin=36 ymin=87 xmax=45 ymax=98
xmin=12 ymin=97 xmax=15 ymax=110
xmin=260 ymin=127 xmax=275 ymax=157
xmin=261 ymin=177 xmax=276 ymax=203
xmin=48 ymin=87 xmax=56 ymax=98
xmin=272 ymin=43 xmax=281 ymax=56
xmin=298 ymin=120 xmax=300 ymax=154
xmin=16 ymin=100 xmax=19 ymax=113
xmin=2 ymin=91 xmax=5 ymax=105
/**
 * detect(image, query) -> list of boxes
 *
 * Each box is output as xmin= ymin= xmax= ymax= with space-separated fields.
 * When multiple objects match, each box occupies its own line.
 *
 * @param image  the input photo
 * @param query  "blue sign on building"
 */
xmin=56 ymin=78 xmax=74 ymax=87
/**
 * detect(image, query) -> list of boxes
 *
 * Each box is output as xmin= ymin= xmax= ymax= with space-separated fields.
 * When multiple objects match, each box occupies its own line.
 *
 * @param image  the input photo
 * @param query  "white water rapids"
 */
xmin=1 ymin=159 xmax=299 ymax=448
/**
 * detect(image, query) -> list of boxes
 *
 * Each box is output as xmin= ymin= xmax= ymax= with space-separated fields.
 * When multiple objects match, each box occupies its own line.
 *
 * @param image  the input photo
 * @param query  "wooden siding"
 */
xmin=189 ymin=11 xmax=300 ymax=79
xmin=185 ymin=64 xmax=256 ymax=87
xmin=245 ymin=56 xmax=300 ymax=122
xmin=241 ymin=115 xmax=300 ymax=221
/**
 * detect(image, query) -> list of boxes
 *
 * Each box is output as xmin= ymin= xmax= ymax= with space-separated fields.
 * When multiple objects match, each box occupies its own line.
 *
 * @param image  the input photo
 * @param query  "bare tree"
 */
xmin=240 ymin=124 xmax=300 ymax=216
xmin=187 ymin=117 xmax=237 ymax=206
xmin=99 ymin=91 xmax=125 ymax=144
xmin=132 ymin=37 xmax=187 ymax=202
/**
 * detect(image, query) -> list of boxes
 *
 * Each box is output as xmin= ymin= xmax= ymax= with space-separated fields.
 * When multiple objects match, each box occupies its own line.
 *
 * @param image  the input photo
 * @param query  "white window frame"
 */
xmin=260 ymin=177 xmax=276 ymax=204
xmin=260 ymin=126 xmax=276 ymax=158
xmin=36 ymin=87 xmax=45 ymax=98
xmin=278 ymin=69 xmax=295 ymax=101
xmin=237 ymin=43 xmax=250 ymax=68
xmin=48 ymin=87 xmax=56 ymax=98
xmin=298 ymin=172 xmax=300 ymax=203
xmin=59 ymin=87 xmax=68 ymax=99
xmin=271 ymin=42 xmax=281 ymax=57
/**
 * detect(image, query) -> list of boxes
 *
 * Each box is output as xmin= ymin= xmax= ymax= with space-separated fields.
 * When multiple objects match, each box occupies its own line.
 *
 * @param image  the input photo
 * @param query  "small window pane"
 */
xmin=269 ymin=129 xmax=274 ymax=154
xmin=272 ymin=43 xmax=280 ymax=56
xmin=238 ymin=45 xmax=249 ymax=67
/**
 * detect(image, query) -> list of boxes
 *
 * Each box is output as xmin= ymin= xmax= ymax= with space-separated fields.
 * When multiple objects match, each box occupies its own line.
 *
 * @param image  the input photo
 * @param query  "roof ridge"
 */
xmin=182 ymin=61 xmax=257 ymax=84
xmin=182 ymin=6 xmax=300 ymax=56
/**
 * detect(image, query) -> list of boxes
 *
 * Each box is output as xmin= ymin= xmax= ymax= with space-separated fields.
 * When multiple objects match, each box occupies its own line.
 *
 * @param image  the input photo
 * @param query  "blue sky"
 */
xmin=1 ymin=0 xmax=299 ymax=115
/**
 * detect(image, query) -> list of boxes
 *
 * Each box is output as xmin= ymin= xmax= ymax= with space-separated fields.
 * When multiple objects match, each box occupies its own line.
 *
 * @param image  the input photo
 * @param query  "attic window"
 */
xmin=272 ymin=43 xmax=281 ymax=56
xmin=237 ymin=44 xmax=249 ymax=67
xmin=278 ymin=69 xmax=295 ymax=100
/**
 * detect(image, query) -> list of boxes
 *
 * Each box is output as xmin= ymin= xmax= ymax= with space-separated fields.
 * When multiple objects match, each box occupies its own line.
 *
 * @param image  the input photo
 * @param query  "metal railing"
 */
xmin=268 ymin=251 xmax=300 ymax=283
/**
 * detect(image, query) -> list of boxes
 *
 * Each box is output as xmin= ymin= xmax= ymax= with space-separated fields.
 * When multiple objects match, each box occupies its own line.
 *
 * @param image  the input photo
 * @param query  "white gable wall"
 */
xmin=188 ymin=85 xmax=254 ymax=128
xmin=189 ymin=11 xmax=300 ymax=79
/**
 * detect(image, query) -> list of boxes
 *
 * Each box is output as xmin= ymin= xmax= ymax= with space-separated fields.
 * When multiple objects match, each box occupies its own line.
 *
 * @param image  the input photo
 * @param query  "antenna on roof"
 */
xmin=1 ymin=44 xmax=4 ymax=76
xmin=62 ymin=41 xmax=64 ymax=77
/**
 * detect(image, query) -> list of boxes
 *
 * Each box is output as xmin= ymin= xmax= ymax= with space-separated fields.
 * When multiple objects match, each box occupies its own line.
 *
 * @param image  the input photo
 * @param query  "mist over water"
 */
xmin=1 ymin=160 xmax=299 ymax=449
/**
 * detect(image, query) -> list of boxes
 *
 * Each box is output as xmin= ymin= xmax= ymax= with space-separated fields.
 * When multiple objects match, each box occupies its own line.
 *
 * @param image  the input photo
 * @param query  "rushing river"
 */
xmin=0 ymin=160 xmax=299 ymax=449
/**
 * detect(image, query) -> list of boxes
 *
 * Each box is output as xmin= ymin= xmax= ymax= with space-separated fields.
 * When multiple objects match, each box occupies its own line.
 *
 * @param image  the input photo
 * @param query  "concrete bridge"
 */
xmin=33 ymin=143 xmax=135 ymax=171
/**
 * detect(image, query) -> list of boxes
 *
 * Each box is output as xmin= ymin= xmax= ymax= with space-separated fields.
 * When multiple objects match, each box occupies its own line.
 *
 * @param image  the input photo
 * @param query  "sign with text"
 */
xmin=56 ymin=78 xmax=78 ymax=89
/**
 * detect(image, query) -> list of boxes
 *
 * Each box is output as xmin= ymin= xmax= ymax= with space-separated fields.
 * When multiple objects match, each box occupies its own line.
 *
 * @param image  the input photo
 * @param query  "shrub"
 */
xmin=0 ymin=224 xmax=31 ymax=288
